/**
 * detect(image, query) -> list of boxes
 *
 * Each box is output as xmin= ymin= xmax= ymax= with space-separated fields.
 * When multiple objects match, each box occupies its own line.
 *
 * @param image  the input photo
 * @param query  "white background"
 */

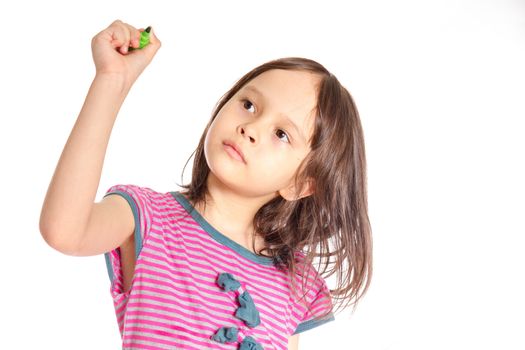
xmin=1 ymin=0 xmax=524 ymax=349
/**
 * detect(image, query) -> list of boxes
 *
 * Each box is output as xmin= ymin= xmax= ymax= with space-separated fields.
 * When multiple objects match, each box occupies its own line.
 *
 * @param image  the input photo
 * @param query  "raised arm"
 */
xmin=39 ymin=20 xmax=161 ymax=255
xmin=39 ymin=74 xmax=129 ymax=254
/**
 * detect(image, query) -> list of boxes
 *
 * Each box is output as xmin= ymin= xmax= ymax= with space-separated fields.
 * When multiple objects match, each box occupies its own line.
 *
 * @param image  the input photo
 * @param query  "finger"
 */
xmin=131 ymin=28 xmax=145 ymax=48
xmin=107 ymin=20 xmax=126 ymax=48
xmin=108 ymin=20 xmax=132 ymax=54
xmin=122 ymin=23 xmax=142 ymax=50
xmin=118 ymin=22 xmax=133 ymax=54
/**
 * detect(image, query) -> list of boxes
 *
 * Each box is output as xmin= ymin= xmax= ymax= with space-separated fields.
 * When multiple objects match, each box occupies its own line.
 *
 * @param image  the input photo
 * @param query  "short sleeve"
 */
xmin=102 ymin=184 xmax=155 ymax=291
xmin=292 ymin=273 xmax=335 ymax=335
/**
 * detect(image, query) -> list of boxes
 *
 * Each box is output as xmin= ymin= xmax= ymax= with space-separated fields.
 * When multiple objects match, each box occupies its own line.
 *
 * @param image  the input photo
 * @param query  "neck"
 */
xmin=192 ymin=172 xmax=276 ymax=254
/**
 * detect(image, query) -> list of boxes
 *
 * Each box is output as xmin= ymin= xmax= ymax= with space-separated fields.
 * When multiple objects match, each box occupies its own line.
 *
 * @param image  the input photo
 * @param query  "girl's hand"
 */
xmin=91 ymin=19 xmax=161 ymax=86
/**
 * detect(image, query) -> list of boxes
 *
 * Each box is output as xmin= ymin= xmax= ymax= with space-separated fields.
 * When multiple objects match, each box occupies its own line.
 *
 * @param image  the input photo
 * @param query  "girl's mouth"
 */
xmin=223 ymin=143 xmax=246 ymax=163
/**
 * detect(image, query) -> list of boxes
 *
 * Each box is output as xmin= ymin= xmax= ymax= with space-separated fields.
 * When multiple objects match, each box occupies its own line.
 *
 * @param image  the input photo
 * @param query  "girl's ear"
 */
xmin=279 ymin=177 xmax=315 ymax=201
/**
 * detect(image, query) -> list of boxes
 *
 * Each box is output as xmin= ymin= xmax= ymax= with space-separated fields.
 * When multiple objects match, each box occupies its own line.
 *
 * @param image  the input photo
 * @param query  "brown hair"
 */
xmin=176 ymin=57 xmax=373 ymax=320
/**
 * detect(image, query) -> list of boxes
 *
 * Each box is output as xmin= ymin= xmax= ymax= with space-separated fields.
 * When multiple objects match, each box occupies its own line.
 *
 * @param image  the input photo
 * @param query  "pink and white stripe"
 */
xmin=103 ymin=184 xmax=335 ymax=349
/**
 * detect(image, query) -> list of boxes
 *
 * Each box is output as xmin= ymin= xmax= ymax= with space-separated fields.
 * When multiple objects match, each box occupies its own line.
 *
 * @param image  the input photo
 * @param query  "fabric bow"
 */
xmin=217 ymin=272 xmax=241 ymax=291
xmin=235 ymin=290 xmax=261 ymax=328
xmin=212 ymin=272 xmax=263 ymax=348
xmin=210 ymin=326 xmax=238 ymax=343
xmin=239 ymin=335 xmax=264 ymax=350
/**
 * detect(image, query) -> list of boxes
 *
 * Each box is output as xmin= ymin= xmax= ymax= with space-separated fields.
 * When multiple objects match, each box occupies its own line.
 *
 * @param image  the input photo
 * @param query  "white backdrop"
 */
xmin=1 ymin=0 xmax=524 ymax=349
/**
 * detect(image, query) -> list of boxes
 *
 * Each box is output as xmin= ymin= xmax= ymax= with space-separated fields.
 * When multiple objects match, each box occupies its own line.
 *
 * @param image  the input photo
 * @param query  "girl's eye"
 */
xmin=242 ymin=99 xmax=255 ymax=113
xmin=276 ymin=129 xmax=290 ymax=143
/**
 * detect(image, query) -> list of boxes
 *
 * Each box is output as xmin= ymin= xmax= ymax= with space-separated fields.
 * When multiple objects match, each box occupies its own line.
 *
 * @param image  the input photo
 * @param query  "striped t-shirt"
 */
xmin=103 ymin=184 xmax=335 ymax=349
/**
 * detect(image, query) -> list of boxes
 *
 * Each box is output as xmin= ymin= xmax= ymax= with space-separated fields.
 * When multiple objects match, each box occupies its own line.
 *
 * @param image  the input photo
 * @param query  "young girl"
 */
xmin=39 ymin=20 xmax=373 ymax=350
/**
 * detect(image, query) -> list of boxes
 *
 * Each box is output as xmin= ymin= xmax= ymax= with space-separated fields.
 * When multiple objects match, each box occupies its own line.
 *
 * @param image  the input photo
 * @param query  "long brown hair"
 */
xmin=176 ymin=57 xmax=373 ymax=320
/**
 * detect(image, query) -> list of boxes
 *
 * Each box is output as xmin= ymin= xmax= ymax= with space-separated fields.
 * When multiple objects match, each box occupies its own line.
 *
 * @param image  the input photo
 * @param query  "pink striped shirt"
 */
xmin=103 ymin=184 xmax=335 ymax=349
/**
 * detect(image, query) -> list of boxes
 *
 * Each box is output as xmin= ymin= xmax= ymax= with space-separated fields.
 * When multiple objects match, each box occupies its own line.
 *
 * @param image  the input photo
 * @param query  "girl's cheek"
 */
xmin=272 ymin=138 xmax=288 ymax=149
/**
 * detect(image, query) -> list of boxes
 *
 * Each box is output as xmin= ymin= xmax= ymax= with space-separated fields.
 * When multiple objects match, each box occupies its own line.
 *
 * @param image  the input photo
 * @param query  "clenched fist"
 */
xmin=91 ymin=19 xmax=161 ymax=86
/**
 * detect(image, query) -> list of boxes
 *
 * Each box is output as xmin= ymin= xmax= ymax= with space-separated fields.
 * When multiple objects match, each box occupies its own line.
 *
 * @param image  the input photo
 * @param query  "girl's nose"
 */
xmin=240 ymin=126 xmax=256 ymax=143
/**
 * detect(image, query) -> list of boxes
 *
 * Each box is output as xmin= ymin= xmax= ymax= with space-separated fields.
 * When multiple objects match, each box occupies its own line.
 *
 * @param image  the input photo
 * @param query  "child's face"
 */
xmin=204 ymin=69 xmax=321 ymax=201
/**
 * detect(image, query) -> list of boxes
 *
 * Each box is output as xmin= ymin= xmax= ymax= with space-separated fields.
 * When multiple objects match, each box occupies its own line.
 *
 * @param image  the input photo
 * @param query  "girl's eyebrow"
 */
xmin=243 ymin=85 xmax=307 ymax=144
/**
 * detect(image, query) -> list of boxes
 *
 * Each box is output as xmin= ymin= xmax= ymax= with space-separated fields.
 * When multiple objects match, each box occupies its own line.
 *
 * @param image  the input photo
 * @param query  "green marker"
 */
xmin=129 ymin=26 xmax=151 ymax=50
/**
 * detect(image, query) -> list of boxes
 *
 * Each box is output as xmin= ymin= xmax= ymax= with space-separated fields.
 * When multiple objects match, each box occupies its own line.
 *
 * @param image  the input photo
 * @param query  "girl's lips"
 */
xmin=223 ymin=143 xmax=246 ymax=163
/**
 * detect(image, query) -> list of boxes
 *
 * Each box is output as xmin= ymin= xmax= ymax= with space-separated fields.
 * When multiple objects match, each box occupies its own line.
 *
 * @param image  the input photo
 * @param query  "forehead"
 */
xmin=240 ymin=69 xmax=321 ymax=143
xmin=244 ymin=69 xmax=321 ymax=106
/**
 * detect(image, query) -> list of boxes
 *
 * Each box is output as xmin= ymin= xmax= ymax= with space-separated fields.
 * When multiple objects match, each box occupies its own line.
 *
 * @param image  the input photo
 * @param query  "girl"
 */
xmin=39 ymin=20 xmax=373 ymax=350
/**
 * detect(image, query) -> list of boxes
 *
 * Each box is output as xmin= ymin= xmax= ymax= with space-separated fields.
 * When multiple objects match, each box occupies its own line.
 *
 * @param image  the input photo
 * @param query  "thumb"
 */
xmin=125 ymin=27 xmax=162 ymax=81
xmin=142 ymin=27 xmax=161 ymax=58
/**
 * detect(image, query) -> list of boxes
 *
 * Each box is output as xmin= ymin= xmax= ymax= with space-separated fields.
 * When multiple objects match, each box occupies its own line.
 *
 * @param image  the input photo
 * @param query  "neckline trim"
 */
xmin=170 ymin=191 xmax=275 ymax=266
